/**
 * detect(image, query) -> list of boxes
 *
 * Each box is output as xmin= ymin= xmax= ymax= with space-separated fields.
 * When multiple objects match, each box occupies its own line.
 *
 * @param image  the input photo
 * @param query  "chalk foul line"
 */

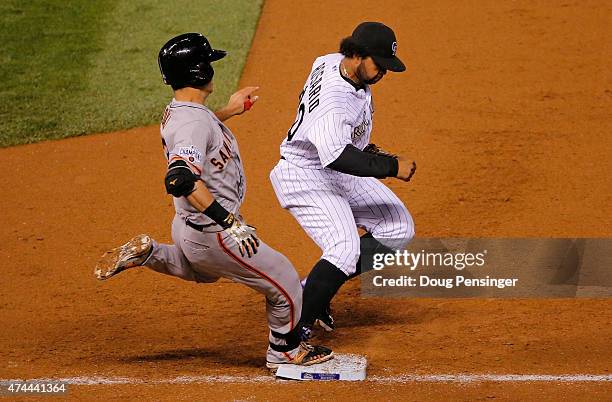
xmin=1 ymin=374 xmax=611 ymax=385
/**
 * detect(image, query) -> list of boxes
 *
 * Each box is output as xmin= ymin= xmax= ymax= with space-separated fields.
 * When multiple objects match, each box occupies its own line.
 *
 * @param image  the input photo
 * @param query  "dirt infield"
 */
xmin=1 ymin=0 xmax=610 ymax=400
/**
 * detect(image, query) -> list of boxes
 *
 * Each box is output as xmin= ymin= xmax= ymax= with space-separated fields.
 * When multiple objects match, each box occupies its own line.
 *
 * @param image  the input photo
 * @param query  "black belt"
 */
xmin=185 ymin=219 xmax=217 ymax=232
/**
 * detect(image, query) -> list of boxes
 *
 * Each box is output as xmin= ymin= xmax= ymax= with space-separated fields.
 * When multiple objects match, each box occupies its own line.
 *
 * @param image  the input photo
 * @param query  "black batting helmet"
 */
xmin=158 ymin=33 xmax=227 ymax=89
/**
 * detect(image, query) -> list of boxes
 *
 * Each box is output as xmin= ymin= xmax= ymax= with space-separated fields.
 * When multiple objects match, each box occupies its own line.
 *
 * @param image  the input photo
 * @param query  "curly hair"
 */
xmin=339 ymin=36 xmax=369 ymax=58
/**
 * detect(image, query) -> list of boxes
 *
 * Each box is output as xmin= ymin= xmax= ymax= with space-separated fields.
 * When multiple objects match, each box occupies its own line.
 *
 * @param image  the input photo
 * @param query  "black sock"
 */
xmin=347 ymin=232 xmax=394 ymax=280
xmin=300 ymin=259 xmax=347 ymax=328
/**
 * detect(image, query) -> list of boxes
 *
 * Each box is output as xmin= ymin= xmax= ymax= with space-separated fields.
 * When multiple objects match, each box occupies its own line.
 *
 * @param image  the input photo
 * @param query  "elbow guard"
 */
xmin=165 ymin=160 xmax=198 ymax=197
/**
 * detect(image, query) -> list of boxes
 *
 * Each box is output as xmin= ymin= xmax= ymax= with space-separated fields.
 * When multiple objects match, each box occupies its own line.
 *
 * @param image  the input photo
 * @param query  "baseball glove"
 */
xmin=363 ymin=143 xmax=398 ymax=159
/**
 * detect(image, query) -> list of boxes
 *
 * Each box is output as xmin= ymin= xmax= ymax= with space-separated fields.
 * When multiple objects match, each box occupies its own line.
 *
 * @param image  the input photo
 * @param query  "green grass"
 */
xmin=0 ymin=0 xmax=263 ymax=147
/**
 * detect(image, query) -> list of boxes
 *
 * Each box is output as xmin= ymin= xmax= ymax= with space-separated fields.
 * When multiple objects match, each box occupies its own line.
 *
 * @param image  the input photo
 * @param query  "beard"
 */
xmin=356 ymin=62 xmax=386 ymax=85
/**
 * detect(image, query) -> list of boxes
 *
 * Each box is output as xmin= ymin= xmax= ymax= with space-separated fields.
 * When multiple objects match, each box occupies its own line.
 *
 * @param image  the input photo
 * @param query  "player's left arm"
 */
xmin=308 ymin=112 xmax=414 ymax=180
xmin=165 ymin=161 xmax=259 ymax=257
xmin=214 ymin=86 xmax=259 ymax=122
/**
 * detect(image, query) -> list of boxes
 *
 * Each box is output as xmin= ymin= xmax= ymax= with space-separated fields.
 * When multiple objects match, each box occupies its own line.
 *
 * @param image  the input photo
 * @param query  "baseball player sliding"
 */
xmin=270 ymin=22 xmax=416 ymax=340
xmin=95 ymin=33 xmax=333 ymax=369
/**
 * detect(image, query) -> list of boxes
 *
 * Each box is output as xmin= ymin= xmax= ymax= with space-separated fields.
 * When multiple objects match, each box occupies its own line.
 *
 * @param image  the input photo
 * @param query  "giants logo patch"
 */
xmin=178 ymin=146 xmax=203 ymax=164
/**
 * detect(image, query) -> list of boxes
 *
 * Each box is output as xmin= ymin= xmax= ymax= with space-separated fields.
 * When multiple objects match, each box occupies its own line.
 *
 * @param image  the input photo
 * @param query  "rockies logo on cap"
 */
xmin=391 ymin=41 xmax=397 ymax=56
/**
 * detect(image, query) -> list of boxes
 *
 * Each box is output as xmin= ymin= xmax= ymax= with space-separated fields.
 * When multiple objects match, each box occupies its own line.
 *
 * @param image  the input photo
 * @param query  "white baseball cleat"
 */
xmin=94 ymin=234 xmax=153 ymax=280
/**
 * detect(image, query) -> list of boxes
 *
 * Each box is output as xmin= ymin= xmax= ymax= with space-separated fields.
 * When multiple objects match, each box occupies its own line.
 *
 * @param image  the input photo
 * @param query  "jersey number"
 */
xmin=287 ymin=89 xmax=306 ymax=141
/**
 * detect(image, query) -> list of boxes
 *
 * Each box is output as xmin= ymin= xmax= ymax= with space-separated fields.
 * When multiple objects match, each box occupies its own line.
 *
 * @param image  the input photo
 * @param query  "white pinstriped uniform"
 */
xmin=270 ymin=53 xmax=415 ymax=275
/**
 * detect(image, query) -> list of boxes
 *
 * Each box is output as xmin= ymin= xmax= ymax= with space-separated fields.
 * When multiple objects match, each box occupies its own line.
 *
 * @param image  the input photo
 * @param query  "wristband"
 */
xmin=203 ymin=200 xmax=234 ymax=229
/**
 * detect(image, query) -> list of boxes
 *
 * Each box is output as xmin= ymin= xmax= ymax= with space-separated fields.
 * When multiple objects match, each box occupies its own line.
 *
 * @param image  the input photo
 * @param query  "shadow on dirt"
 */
xmin=120 ymin=347 xmax=262 ymax=368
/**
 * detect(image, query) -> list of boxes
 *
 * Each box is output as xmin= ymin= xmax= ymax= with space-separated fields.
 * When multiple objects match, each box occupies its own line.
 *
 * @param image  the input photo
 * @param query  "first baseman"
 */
xmin=95 ymin=33 xmax=333 ymax=369
xmin=269 ymin=22 xmax=416 ymax=339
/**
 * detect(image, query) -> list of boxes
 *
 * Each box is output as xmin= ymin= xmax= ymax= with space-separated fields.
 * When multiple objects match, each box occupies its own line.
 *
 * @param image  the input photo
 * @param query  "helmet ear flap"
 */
xmin=190 ymin=61 xmax=214 ymax=87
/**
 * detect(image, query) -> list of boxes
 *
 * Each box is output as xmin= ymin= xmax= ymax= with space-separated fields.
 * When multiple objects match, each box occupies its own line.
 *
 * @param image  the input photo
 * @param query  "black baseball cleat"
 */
xmin=315 ymin=305 xmax=335 ymax=332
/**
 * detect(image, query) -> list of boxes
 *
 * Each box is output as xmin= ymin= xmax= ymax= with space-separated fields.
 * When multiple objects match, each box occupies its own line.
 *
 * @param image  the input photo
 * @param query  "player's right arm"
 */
xmin=327 ymin=144 xmax=398 ymax=178
xmin=213 ymin=86 xmax=259 ymax=122
xmin=394 ymin=157 xmax=417 ymax=182
xmin=328 ymin=146 xmax=416 ymax=182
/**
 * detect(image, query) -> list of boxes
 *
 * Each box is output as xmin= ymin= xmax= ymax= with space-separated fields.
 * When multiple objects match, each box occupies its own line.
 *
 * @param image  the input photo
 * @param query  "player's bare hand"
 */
xmin=395 ymin=157 xmax=416 ymax=182
xmin=228 ymin=86 xmax=260 ymax=115
xmin=225 ymin=219 xmax=260 ymax=258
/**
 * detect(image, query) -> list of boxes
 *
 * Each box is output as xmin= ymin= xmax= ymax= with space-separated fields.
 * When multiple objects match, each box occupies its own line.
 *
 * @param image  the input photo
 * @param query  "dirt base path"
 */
xmin=1 ymin=0 xmax=610 ymax=399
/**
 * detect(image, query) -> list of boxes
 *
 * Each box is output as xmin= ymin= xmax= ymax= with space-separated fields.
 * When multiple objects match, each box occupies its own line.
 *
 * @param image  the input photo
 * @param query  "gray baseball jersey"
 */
xmin=161 ymin=99 xmax=246 ymax=226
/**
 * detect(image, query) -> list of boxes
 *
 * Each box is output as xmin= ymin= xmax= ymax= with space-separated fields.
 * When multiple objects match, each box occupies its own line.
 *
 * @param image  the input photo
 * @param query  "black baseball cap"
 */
xmin=351 ymin=22 xmax=406 ymax=72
